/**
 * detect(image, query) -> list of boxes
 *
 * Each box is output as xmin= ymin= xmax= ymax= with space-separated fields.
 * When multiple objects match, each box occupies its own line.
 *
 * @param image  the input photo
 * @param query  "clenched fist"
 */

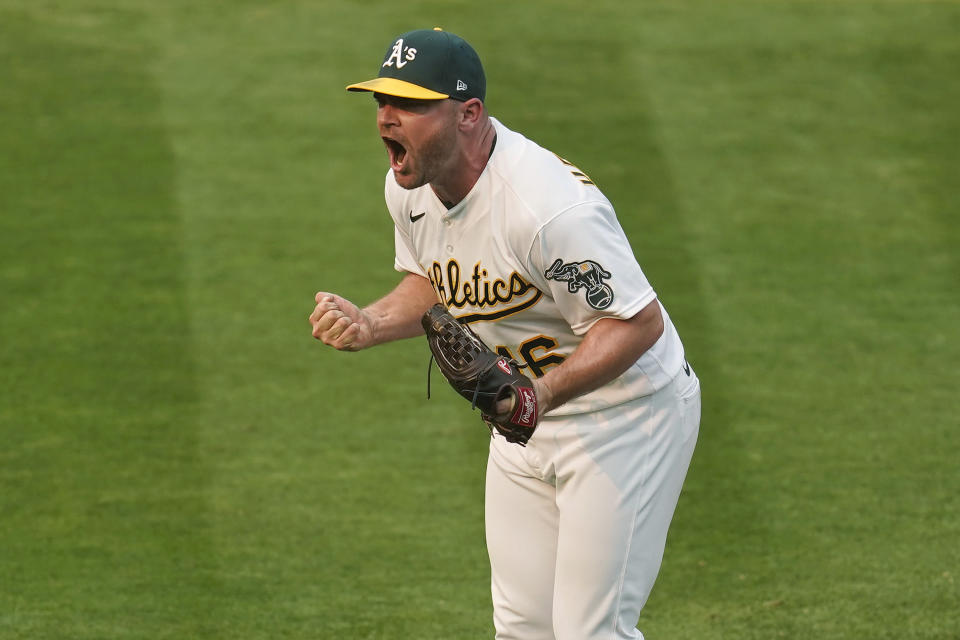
xmin=308 ymin=292 xmax=375 ymax=351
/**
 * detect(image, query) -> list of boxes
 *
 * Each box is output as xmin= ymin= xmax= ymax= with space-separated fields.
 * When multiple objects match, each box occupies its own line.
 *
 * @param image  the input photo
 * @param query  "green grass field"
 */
xmin=1 ymin=1 xmax=958 ymax=638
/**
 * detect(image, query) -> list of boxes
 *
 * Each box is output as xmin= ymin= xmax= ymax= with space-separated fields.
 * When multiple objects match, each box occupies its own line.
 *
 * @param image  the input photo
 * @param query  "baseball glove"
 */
xmin=421 ymin=304 xmax=539 ymax=445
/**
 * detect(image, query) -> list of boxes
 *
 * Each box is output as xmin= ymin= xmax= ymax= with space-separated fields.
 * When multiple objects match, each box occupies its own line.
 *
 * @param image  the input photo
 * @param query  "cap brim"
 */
xmin=346 ymin=77 xmax=448 ymax=100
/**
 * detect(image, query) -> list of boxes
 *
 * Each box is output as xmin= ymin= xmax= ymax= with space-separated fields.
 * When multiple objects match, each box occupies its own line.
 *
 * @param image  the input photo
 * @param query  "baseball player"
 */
xmin=309 ymin=28 xmax=701 ymax=640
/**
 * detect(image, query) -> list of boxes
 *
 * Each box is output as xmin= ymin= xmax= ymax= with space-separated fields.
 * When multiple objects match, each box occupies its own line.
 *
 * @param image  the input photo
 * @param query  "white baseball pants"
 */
xmin=485 ymin=366 xmax=700 ymax=640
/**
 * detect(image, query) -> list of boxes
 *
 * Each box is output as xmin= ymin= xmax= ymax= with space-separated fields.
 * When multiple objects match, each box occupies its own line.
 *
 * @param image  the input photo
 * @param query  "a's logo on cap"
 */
xmin=456 ymin=79 xmax=468 ymax=92
xmin=383 ymin=38 xmax=417 ymax=69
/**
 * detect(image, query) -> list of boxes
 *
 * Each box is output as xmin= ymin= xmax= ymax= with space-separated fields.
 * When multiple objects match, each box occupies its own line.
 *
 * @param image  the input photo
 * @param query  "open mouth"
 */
xmin=382 ymin=137 xmax=407 ymax=171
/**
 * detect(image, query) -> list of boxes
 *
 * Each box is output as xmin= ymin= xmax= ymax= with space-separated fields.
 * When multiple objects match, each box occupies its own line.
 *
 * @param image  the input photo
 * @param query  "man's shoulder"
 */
xmin=488 ymin=118 xmax=610 ymax=223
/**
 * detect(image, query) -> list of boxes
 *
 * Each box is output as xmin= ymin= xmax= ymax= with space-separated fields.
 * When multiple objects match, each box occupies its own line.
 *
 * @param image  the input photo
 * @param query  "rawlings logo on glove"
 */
xmin=421 ymin=304 xmax=539 ymax=445
xmin=511 ymin=386 xmax=538 ymax=428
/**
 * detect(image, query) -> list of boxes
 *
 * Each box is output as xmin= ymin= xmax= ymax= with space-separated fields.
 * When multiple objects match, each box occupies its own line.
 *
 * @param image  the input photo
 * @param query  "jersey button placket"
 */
xmin=444 ymin=217 xmax=454 ymax=253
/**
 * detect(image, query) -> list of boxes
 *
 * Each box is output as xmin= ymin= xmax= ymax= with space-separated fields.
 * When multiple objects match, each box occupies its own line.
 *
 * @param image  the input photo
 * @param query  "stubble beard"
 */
xmin=396 ymin=116 xmax=459 ymax=191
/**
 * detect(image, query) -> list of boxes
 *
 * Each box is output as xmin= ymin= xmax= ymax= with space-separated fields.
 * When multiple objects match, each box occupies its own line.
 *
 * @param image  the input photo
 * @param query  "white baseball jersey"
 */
xmin=387 ymin=117 xmax=686 ymax=416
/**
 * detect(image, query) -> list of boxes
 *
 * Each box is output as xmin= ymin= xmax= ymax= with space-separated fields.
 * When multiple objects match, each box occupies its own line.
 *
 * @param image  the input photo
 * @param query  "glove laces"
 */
xmin=426 ymin=353 xmax=482 ymax=409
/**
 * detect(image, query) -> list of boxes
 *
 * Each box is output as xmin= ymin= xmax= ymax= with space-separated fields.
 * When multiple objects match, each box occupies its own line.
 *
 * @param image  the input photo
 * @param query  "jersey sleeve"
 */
xmin=528 ymin=202 xmax=657 ymax=335
xmin=394 ymin=225 xmax=425 ymax=275
xmin=383 ymin=169 xmax=426 ymax=276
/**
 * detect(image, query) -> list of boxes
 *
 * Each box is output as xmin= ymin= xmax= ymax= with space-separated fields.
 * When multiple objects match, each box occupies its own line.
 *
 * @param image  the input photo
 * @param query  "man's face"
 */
xmin=375 ymin=93 xmax=459 ymax=190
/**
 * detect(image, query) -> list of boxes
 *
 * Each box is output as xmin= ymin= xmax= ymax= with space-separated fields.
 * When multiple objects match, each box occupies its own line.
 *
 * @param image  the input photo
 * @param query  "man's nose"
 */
xmin=377 ymin=103 xmax=399 ymax=128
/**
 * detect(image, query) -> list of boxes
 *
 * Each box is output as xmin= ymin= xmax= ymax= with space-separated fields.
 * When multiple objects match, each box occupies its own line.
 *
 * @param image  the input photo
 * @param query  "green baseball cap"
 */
xmin=346 ymin=28 xmax=485 ymax=102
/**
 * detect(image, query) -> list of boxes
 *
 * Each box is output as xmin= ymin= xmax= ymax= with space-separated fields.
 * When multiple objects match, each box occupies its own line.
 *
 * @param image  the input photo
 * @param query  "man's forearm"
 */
xmin=537 ymin=300 xmax=664 ymax=412
xmin=363 ymin=272 xmax=439 ymax=346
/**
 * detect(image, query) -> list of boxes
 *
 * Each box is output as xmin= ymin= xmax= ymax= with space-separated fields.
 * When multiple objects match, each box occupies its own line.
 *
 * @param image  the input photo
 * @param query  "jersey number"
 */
xmin=496 ymin=335 xmax=565 ymax=378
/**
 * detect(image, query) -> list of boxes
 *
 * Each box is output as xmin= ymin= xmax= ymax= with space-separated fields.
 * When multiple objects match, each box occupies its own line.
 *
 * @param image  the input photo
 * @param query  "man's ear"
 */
xmin=458 ymin=98 xmax=485 ymax=130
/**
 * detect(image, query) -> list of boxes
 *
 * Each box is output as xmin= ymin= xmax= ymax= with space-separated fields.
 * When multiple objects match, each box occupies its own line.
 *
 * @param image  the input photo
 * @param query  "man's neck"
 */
xmin=430 ymin=118 xmax=497 ymax=208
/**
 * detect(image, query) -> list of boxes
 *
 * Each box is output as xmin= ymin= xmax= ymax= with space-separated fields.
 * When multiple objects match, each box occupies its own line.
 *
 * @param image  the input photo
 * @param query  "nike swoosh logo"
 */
xmin=409 ymin=211 xmax=426 ymax=222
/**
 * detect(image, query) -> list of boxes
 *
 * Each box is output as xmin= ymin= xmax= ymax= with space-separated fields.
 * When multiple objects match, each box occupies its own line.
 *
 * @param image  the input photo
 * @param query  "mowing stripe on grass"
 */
xmin=0 ymin=8 xmax=217 ymax=639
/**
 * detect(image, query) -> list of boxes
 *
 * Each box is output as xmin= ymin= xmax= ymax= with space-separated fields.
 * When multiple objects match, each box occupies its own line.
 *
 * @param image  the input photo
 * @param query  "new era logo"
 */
xmin=456 ymin=79 xmax=468 ymax=92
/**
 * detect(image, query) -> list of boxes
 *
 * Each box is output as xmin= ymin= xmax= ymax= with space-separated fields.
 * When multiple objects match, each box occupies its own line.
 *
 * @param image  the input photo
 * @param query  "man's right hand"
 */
xmin=309 ymin=292 xmax=376 ymax=351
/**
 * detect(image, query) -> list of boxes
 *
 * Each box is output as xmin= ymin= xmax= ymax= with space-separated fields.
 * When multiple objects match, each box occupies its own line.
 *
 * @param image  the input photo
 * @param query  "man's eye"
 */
xmin=401 ymin=99 xmax=431 ymax=112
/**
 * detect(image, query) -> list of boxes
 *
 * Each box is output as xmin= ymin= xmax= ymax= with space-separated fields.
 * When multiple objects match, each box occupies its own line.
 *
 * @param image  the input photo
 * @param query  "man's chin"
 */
xmin=392 ymin=170 xmax=427 ymax=190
